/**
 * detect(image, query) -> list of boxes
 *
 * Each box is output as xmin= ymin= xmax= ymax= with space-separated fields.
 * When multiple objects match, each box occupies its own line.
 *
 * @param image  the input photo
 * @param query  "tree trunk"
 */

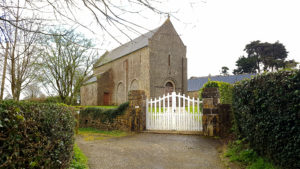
xmin=0 ymin=42 xmax=9 ymax=100
xmin=10 ymin=2 xmax=19 ymax=101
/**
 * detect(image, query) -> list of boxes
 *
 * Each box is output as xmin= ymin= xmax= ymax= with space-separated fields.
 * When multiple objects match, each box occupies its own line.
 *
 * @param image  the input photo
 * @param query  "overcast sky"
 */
xmin=79 ymin=0 xmax=300 ymax=78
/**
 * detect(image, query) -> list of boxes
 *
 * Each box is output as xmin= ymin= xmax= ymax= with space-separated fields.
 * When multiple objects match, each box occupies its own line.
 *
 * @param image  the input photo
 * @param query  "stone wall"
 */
xmin=79 ymin=90 xmax=146 ymax=132
xmin=201 ymin=88 xmax=232 ymax=137
xmin=186 ymin=91 xmax=199 ymax=99
xmin=79 ymin=113 xmax=130 ymax=131
xmin=148 ymin=19 xmax=187 ymax=98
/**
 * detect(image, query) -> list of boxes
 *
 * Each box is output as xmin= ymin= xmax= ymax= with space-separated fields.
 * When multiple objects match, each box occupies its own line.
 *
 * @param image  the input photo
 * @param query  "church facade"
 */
xmin=80 ymin=19 xmax=187 ymax=105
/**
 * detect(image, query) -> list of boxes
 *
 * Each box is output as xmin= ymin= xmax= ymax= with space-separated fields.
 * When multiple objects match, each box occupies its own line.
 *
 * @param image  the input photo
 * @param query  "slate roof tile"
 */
xmin=188 ymin=74 xmax=256 ymax=91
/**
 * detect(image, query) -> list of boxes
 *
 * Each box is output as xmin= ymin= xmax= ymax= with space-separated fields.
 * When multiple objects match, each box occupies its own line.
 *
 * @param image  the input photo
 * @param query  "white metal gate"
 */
xmin=146 ymin=92 xmax=202 ymax=131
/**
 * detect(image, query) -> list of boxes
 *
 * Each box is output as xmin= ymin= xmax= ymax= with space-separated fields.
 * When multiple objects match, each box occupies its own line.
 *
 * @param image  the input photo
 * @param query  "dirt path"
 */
xmin=76 ymin=133 xmax=225 ymax=169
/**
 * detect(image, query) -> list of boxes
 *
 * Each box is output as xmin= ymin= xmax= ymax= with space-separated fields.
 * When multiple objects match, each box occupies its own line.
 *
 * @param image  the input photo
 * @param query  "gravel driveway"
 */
xmin=76 ymin=133 xmax=225 ymax=169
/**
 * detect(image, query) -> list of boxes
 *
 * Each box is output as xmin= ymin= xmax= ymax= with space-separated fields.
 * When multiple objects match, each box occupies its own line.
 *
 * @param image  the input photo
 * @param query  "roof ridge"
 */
xmin=94 ymin=28 xmax=159 ymax=68
xmin=190 ymin=73 xmax=256 ymax=80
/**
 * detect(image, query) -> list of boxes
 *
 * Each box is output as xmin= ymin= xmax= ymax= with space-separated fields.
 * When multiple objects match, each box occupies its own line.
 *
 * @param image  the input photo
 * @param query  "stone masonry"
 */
xmin=201 ymin=87 xmax=232 ymax=137
xmin=79 ymin=90 xmax=146 ymax=132
xmin=80 ymin=19 xmax=187 ymax=106
xmin=202 ymin=88 xmax=220 ymax=136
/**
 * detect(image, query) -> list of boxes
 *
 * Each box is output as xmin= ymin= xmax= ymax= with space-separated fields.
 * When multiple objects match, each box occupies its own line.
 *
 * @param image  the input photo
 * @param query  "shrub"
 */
xmin=0 ymin=100 xmax=75 ymax=169
xmin=233 ymin=70 xmax=300 ymax=169
xmin=199 ymin=81 xmax=233 ymax=104
xmin=80 ymin=102 xmax=129 ymax=123
xmin=26 ymin=96 xmax=79 ymax=105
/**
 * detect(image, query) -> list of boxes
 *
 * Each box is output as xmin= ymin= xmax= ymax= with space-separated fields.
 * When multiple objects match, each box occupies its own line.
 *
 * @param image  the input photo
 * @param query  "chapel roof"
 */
xmin=187 ymin=73 xmax=256 ymax=92
xmin=94 ymin=28 xmax=159 ymax=67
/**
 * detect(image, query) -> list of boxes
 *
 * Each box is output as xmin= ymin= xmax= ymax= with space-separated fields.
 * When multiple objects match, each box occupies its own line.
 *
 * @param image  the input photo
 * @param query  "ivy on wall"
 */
xmin=80 ymin=102 xmax=129 ymax=123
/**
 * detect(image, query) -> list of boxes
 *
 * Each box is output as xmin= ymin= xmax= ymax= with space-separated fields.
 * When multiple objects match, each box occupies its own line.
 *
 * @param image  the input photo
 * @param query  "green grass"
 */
xmin=73 ymin=105 xmax=118 ymax=110
xmin=78 ymin=128 xmax=128 ymax=141
xmin=224 ymin=140 xmax=279 ymax=169
xmin=149 ymin=106 xmax=201 ymax=114
xmin=69 ymin=144 xmax=89 ymax=169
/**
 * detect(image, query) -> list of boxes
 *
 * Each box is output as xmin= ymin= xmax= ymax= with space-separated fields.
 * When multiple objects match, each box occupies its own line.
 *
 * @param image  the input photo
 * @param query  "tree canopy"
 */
xmin=233 ymin=40 xmax=297 ymax=74
xmin=220 ymin=66 xmax=229 ymax=76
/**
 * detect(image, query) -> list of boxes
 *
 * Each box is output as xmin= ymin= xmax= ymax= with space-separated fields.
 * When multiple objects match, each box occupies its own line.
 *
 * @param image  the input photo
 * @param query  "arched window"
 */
xmin=117 ymin=82 xmax=125 ymax=105
xmin=165 ymin=81 xmax=174 ymax=94
xmin=130 ymin=79 xmax=139 ymax=91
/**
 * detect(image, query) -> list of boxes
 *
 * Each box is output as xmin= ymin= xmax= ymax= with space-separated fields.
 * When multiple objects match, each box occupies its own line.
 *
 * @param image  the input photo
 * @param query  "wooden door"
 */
xmin=103 ymin=92 xmax=110 ymax=105
xmin=165 ymin=82 xmax=174 ymax=94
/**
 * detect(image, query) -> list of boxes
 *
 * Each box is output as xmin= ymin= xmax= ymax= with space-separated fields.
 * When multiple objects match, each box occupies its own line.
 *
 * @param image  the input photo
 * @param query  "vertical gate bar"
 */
xmin=152 ymin=99 xmax=154 ymax=130
xmin=188 ymin=96 xmax=190 ymax=131
xmin=182 ymin=94 xmax=186 ymax=130
xmin=150 ymin=99 xmax=152 ymax=129
xmin=154 ymin=98 xmax=156 ymax=130
xmin=163 ymin=94 xmax=165 ymax=130
xmin=146 ymin=99 xmax=148 ymax=129
xmin=167 ymin=93 xmax=170 ymax=130
xmin=197 ymin=98 xmax=200 ymax=131
xmin=179 ymin=94 xmax=181 ymax=130
xmin=159 ymin=97 xmax=161 ymax=130
xmin=172 ymin=92 xmax=176 ymax=130
xmin=193 ymin=97 xmax=195 ymax=131
xmin=181 ymin=95 xmax=183 ymax=131
xmin=175 ymin=92 xmax=177 ymax=130
xmin=171 ymin=92 xmax=174 ymax=130
xmin=175 ymin=93 xmax=178 ymax=130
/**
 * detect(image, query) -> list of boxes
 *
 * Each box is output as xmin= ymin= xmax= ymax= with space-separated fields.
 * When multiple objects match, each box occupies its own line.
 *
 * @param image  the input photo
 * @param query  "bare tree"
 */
xmin=23 ymin=82 xmax=41 ymax=99
xmin=0 ymin=0 xmax=167 ymax=40
xmin=0 ymin=0 xmax=42 ymax=101
xmin=39 ymin=29 xmax=96 ymax=105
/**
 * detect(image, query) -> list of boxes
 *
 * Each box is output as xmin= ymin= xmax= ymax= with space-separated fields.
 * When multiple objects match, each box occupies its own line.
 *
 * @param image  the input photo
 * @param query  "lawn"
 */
xmin=149 ymin=106 xmax=201 ymax=114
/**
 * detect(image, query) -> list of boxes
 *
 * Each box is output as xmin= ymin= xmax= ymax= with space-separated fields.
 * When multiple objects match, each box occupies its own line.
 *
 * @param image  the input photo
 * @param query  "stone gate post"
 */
xmin=202 ymin=88 xmax=220 ymax=136
xmin=127 ymin=90 xmax=146 ymax=132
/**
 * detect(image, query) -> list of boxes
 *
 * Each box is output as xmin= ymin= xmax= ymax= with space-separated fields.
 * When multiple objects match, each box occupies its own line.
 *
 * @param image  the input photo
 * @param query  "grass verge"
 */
xmin=73 ymin=105 xmax=118 ymax=110
xmin=69 ymin=144 xmax=89 ymax=169
xmin=71 ymin=128 xmax=128 ymax=168
xmin=223 ymin=139 xmax=279 ymax=169
xmin=78 ymin=127 xmax=128 ymax=141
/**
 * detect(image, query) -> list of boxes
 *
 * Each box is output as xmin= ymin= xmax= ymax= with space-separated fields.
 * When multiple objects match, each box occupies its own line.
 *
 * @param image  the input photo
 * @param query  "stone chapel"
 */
xmin=80 ymin=19 xmax=187 ymax=105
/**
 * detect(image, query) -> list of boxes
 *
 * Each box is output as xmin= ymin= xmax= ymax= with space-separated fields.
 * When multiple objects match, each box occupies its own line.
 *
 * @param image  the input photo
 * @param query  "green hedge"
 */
xmin=26 ymin=96 xmax=79 ymax=105
xmin=0 ymin=101 xmax=75 ymax=169
xmin=199 ymin=80 xmax=233 ymax=104
xmin=233 ymin=70 xmax=300 ymax=169
xmin=80 ymin=102 xmax=129 ymax=123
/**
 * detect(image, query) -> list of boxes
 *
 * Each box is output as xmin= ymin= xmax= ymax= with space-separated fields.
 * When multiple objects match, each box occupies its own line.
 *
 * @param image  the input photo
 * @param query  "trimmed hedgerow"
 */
xmin=80 ymin=102 xmax=129 ymax=123
xmin=199 ymin=81 xmax=233 ymax=104
xmin=233 ymin=70 xmax=300 ymax=169
xmin=0 ymin=100 xmax=75 ymax=169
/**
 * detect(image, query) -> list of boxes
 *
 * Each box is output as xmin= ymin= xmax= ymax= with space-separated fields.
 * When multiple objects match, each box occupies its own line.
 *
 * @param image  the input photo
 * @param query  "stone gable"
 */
xmin=80 ymin=19 xmax=187 ymax=105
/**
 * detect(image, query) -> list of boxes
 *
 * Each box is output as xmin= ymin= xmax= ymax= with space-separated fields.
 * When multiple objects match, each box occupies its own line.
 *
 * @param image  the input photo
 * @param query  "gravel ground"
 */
xmin=76 ymin=133 xmax=225 ymax=169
